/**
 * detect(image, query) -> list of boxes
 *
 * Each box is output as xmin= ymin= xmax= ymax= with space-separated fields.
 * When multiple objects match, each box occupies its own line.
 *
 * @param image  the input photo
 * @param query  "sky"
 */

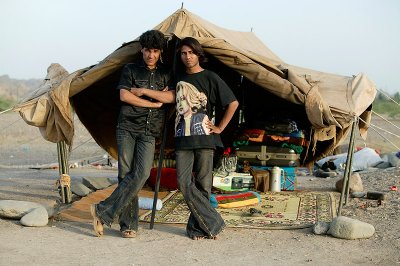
xmin=1 ymin=0 xmax=399 ymax=94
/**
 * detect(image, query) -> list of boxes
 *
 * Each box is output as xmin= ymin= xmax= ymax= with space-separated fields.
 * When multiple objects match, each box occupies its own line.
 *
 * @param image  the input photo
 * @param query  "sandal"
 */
xmin=90 ymin=205 xmax=104 ymax=237
xmin=121 ymin=230 xmax=137 ymax=238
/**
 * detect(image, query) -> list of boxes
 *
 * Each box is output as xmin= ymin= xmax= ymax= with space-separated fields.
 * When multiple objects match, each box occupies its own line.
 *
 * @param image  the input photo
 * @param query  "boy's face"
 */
xmin=142 ymin=48 xmax=161 ymax=69
xmin=180 ymin=45 xmax=199 ymax=69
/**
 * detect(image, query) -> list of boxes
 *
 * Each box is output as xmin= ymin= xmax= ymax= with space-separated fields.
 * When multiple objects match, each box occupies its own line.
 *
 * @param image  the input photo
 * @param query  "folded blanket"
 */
xmin=210 ymin=191 xmax=261 ymax=208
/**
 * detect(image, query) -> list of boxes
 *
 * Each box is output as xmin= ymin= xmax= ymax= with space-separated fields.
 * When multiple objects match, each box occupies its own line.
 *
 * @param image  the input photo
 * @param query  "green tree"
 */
xmin=0 ymin=97 xmax=14 ymax=111
xmin=393 ymin=92 xmax=400 ymax=102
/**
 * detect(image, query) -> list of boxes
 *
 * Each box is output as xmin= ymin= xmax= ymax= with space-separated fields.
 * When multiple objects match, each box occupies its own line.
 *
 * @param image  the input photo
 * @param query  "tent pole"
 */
xmin=57 ymin=141 xmax=72 ymax=204
xmin=57 ymin=142 xmax=65 ymax=203
xmin=150 ymin=37 xmax=179 ymax=229
xmin=337 ymin=116 xmax=357 ymax=216
xmin=149 ymin=109 xmax=169 ymax=229
xmin=345 ymin=117 xmax=358 ymax=205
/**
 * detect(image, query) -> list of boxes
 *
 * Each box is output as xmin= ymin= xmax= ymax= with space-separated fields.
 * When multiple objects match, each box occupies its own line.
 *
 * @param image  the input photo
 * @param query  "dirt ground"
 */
xmin=0 ymin=112 xmax=399 ymax=265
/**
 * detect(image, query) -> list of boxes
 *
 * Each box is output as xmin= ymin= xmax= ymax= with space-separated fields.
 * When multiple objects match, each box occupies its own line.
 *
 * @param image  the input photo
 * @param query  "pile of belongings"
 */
xmin=233 ymin=119 xmax=306 ymax=167
xmin=314 ymin=147 xmax=385 ymax=176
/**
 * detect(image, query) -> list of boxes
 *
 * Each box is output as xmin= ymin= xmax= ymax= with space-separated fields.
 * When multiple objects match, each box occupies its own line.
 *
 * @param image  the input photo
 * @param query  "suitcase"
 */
xmin=236 ymin=145 xmax=300 ymax=167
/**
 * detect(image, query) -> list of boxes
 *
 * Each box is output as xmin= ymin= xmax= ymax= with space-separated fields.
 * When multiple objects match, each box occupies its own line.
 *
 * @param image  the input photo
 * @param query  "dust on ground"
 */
xmin=0 ymin=112 xmax=399 ymax=265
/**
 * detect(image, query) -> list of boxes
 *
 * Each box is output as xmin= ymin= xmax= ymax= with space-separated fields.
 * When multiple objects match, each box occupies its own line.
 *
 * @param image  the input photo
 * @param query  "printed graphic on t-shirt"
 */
xmin=175 ymin=81 xmax=211 ymax=137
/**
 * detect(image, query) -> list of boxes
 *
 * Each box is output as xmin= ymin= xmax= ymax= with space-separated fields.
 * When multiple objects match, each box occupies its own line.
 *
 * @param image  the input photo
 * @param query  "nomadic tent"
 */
xmin=13 ymin=8 xmax=377 ymax=166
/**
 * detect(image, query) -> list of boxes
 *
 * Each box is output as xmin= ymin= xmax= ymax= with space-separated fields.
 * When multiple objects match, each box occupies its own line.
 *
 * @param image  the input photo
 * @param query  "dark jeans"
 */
xmin=176 ymin=149 xmax=225 ymax=238
xmin=95 ymin=130 xmax=155 ymax=231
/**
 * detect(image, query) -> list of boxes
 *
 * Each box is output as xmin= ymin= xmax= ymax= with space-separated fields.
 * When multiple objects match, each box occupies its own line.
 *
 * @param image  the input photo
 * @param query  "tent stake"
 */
xmin=338 ymin=116 xmax=358 ymax=215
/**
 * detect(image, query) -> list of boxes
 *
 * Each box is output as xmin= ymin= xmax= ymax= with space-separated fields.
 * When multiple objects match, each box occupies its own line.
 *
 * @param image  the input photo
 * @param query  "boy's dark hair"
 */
xmin=139 ymin=30 xmax=166 ymax=49
xmin=177 ymin=37 xmax=206 ymax=63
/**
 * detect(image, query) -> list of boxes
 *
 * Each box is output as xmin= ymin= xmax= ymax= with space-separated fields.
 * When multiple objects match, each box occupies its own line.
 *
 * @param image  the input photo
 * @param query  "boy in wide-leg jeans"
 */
xmin=95 ymin=132 xmax=155 ymax=233
xmin=176 ymin=149 xmax=225 ymax=239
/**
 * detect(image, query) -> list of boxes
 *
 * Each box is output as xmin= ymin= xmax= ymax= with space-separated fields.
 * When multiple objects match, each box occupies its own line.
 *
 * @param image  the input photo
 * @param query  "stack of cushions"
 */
xmin=210 ymin=191 xmax=261 ymax=208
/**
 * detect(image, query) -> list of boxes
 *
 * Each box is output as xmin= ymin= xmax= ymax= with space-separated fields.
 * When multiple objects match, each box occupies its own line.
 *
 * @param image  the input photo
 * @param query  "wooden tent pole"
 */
xmin=57 ymin=141 xmax=72 ymax=204
xmin=337 ymin=116 xmax=358 ymax=216
xmin=149 ymin=109 xmax=169 ymax=229
xmin=345 ymin=117 xmax=359 ymax=205
xmin=150 ymin=37 xmax=179 ymax=229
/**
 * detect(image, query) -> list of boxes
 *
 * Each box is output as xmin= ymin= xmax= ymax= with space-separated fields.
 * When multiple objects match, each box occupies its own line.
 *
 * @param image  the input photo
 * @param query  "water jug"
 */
xmin=270 ymin=166 xmax=284 ymax=192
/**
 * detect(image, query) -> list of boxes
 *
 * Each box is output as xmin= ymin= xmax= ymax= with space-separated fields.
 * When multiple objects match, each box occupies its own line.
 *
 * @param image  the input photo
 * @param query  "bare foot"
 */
xmin=90 ymin=205 xmax=104 ymax=237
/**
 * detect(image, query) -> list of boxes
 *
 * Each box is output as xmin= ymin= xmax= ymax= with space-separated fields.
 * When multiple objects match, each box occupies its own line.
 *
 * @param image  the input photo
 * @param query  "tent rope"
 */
xmin=0 ymin=107 xmax=13 ymax=115
xmin=0 ymin=117 xmax=22 ymax=134
xmin=372 ymin=110 xmax=400 ymax=132
xmin=0 ymin=154 xmax=111 ymax=169
xmin=376 ymin=88 xmax=400 ymax=106
xmin=359 ymin=116 xmax=400 ymax=150
xmin=18 ymin=135 xmax=48 ymax=146
xmin=68 ymin=154 xmax=110 ymax=166
xmin=367 ymin=119 xmax=400 ymax=138
xmin=0 ymin=117 xmax=105 ymax=163
xmin=70 ymin=137 xmax=95 ymax=152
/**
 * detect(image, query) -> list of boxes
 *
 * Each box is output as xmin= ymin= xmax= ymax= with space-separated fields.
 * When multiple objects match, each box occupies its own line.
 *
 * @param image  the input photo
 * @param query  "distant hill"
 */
xmin=0 ymin=75 xmax=399 ymax=117
xmin=0 ymin=75 xmax=42 ymax=110
xmin=0 ymin=75 xmax=42 ymax=100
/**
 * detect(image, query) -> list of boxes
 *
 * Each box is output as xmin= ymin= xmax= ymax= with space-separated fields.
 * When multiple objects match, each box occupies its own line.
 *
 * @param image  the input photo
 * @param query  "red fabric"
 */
xmin=264 ymin=134 xmax=308 ymax=146
xmin=243 ymin=129 xmax=265 ymax=142
xmin=148 ymin=168 xmax=178 ymax=190
xmin=214 ymin=192 xmax=255 ymax=201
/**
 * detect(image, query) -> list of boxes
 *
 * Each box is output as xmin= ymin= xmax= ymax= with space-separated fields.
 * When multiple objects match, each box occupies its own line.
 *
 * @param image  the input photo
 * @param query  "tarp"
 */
xmin=13 ymin=8 xmax=377 ymax=165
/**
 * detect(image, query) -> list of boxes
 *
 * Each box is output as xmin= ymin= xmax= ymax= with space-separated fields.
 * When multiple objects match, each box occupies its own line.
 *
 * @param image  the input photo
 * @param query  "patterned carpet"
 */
xmin=140 ymin=191 xmax=337 ymax=229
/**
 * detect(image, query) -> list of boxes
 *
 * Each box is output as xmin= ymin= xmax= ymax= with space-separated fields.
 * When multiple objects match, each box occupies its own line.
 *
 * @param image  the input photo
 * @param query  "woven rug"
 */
xmin=139 ymin=191 xmax=337 ymax=229
xmin=56 ymin=184 xmax=171 ymax=223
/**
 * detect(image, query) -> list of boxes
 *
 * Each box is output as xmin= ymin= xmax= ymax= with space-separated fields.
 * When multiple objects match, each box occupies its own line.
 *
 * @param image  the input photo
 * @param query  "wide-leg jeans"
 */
xmin=95 ymin=130 xmax=155 ymax=231
xmin=176 ymin=149 xmax=225 ymax=238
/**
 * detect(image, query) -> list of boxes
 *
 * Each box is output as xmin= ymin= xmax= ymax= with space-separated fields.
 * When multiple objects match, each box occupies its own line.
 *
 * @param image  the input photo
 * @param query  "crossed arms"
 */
xmin=120 ymin=86 xmax=238 ymax=135
xmin=120 ymin=87 xmax=176 ymax=108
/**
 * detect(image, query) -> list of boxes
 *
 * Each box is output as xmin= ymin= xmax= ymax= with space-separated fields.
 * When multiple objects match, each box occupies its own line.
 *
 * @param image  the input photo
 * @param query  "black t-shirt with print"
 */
xmin=175 ymin=69 xmax=237 ymax=150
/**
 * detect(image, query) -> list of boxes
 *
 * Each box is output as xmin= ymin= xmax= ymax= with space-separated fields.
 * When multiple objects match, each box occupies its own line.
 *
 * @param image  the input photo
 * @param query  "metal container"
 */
xmin=270 ymin=166 xmax=283 ymax=192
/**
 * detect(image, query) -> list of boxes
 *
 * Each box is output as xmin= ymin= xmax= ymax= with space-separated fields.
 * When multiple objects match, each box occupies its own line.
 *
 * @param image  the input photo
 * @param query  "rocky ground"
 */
xmin=0 ymin=112 xmax=399 ymax=265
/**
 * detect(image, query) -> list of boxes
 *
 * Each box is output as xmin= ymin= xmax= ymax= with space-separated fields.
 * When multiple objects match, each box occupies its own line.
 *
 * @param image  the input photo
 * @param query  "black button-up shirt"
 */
xmin=116 ymin=61 xmax=172 ymax=137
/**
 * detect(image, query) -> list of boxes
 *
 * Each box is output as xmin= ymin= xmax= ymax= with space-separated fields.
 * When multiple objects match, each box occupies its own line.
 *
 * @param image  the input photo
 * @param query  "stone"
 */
xmin=366 ymin=191 xmax=386 ymax=201
xmin=71 ymin=181 xmax=92 ymax=197
xmin=387 ymin=152 xmax=400 ymax=167
xmin=328 ymin=216 xmax=375 ymax=240
xmin=107 ymin=177 xmax=118 ymax=185
xmin=374 ymin=161 xmax=391 ymax=169
xmin=335 ymin=172 xmax=363 ymax=193
xmin=20 ymin=207 xmax=48 ymax=227
xmin=44 ymin=203 xmax=56 ymax=218
xmin=350 ymin=191 xmax=366 ymax=198
xmin=0 ymin=200 xmax=43 ymax=219
xmin=313 ymin=221 xmax=330 ymax=235
xmin=82 ymin=176 xmax=114 ymax=191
